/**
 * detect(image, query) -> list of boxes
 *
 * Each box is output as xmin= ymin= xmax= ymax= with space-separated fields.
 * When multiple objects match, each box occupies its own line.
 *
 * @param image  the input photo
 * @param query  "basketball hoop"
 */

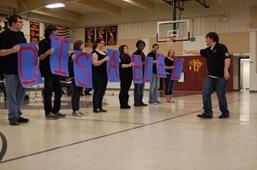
xmin=169 ymin=36 xmax=176 ymax=42
xmin=166 ymin=36 xmax=176 ymax=47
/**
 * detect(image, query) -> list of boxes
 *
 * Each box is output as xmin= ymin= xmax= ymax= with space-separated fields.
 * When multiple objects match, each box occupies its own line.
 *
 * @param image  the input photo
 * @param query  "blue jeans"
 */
xmin=5 ymin=74 xmax=25 ymax=120
xmin=202 ymin=76 xmax=229 ymax=116
xmin=134 ymin=83 xmax=145 ymax=105
xmin=149 ymin=73 xmax=159 ymax=103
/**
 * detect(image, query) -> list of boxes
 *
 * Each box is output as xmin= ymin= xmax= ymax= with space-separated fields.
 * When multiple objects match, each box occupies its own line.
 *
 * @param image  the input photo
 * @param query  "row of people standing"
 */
xmin=0 ymin=14 xmax=176 ymax=125
xmin=118 ymin=40 xmax=176 ymax=109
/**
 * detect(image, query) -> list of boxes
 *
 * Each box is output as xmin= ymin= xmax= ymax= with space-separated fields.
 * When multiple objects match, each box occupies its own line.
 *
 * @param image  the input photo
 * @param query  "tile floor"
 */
xmin=0 ymin=90 xmax=257 ymax=170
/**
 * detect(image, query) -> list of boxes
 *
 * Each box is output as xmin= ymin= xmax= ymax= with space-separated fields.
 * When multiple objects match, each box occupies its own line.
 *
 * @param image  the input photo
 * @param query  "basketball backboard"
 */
xmin=157 ymin=20 xmax=190 ymax=42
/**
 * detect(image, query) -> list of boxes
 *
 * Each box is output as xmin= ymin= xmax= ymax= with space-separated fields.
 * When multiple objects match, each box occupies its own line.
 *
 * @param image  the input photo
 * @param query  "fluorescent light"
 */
xmin=45 ymin=3 xmax=65 ymax=9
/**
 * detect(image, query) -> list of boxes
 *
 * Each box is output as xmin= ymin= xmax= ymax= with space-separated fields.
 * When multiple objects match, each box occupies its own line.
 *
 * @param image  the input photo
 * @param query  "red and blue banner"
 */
xmin=171 ymin=57 xmax=184 ymax=80
xmin=106 ymin=49 xmax=120 ymax=82
xmin=18 ymin=43 xmax=43 ymax=88
xmin=132 ymin=55 xmax=143 ymax=84
xmin=50 ymin=35 xmax=69 ymax=77
xmin=157 ymin=54 xmax=166 ymax=78
xmin=144 ymin=57 xmax=153 ymax=82
xmin=73 ymin=50 xmax=92 ymax=88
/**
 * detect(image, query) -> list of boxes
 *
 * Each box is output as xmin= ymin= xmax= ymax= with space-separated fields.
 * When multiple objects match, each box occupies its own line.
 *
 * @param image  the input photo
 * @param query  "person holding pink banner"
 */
xmin=119 ymin=45 xmax=133 ymax=109
xmin=0 ymin=15 xmax=29 ymax=126
xmin=92 ymin=38 xmax=109 ymax=113
xmin=148 ymin=43 xmax=161 ymax=104
xmin=133 ymin=40 xmax=147 ymax=107
xmin=68 ymin=40 xmax=87 ymax=117
xmin=164 ymin=49 xmax=175 ymax=103
xmin=38 ymin=24 xmax=66 ymax=119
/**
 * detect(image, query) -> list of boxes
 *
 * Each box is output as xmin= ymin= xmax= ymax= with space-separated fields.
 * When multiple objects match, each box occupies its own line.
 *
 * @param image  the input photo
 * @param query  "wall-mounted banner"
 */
xmin=30 ymin=20 xmax=40 ymax=44
xmin=85 ymin=27 xmax=95 ymax=47
xmin=95 ymin=26 xmax=106 ymax=40
xmin=73 ymin=50 xmax=92 ymax=88
xmin=106 ymin=26 xmax=117 ymax=45
xmin=106 ymin=49 xmax=120 ymax=82
xmin=144 ymin=57 xmax=153 ymax=82
xmin=18 ymin=43 xmax=43 ymax=88
xmin=0 ymin=15 xmax=8 ymax=33
xmin=132 ymin=55 xmax=143 ymax=84
xmin=171 ymin=57 xmax=184 ymax=80
xmin=50 ymin=35 xmax=69 ymax=77
xmin=157 ymin=54 xmax=166 ymax=78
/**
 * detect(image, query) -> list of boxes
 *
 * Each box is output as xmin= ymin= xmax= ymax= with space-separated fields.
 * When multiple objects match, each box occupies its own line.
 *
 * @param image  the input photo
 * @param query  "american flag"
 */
xmin=56 ymin=25 xmax=71 ymax=39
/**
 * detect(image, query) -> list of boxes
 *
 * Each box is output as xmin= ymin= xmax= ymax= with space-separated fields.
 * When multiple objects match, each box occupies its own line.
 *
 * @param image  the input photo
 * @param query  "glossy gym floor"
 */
xmin=0 ymin=90 xmax=257 ymax=170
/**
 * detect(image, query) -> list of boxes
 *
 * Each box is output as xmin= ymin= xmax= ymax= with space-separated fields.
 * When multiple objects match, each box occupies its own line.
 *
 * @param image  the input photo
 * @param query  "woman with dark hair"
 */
xmin=164 ymin=49 xmax=175 ymax=103
xmin=92 ymin=38 xmax=109 ymax=113
xmin=38 ymin=24 xmax=66 ymax=119
xmin=119 ymin=45 xmax=133 ymax=109
xmin=68 ymin=40 xmax=87 ymax=116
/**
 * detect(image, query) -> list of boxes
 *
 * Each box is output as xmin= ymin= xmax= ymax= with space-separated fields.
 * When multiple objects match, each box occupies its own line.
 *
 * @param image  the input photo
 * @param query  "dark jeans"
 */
xmin=92 ymin=71 xmax=107 ymax=111
xmin=202 ymin=76 xmax=229 ymax=116
xmin=119 ymin=76 xmax=132 ymax=107
xmin=164 ymin=74 xmax=175 ymax=95
xmin=134 ymin=83 xmax=145 ymax=105
xmin=71 ymin=80 xmax=83 ymax=112
xmin=43 ymin=75 xmax=62 ymax=115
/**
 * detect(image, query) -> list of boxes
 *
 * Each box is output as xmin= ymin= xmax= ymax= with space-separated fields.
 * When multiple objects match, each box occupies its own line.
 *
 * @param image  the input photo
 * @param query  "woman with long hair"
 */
xmin=119 ymin=45 xmax=133 ymax=109
xmin=92 ymin=38 xmax=109 ymax=113
xmin=164 ymin=49 xmax=175 ymax=103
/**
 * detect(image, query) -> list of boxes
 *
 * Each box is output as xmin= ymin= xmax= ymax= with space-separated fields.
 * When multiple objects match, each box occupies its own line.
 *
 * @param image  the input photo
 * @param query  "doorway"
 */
xmin=239 ymin=57 xmax=250 ymax=90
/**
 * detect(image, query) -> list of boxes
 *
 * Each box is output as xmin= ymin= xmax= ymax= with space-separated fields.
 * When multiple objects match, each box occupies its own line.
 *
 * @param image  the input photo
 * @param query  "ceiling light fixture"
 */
xmin=45 ymin=3 xmax=65 ymax=9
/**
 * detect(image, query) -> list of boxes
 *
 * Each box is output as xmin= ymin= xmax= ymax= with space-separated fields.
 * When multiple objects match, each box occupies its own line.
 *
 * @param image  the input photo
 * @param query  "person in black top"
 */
xmin=133 ymin=40 xmax=147 ymax=106
xmin=197 ymin=32 xmax=231 ymax=119
xmin=92 ymin=38 xmax=109 ymax=113
xmin=119 ymin=45 xmax=133 ymax=109
xmin=164 ymin=49 xmax=175 ymax=103
xmin=38 ymin=24 xmax=66 ymax=119
xmin=68 ymin=40 xmax=87 ymax=116
xmin=0 ymin=15 xmax=29 ymax=125
xmin=148 ymin=43 xmax=160 ymax=104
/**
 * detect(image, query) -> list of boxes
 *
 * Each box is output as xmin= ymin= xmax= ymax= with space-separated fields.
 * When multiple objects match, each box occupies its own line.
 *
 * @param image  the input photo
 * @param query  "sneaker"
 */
xmin=46 ymin=112 xmax=58 ymax=120
xmin=54 ymin=112 xmax=66 ymax=118
xmin=141 ymin=102 xmax=148 ymax=106
xmin=218 ymin=114 xmax=229 ymax=119
xmin=120 ymin=106 xmax=131 ymax=109
xmin=100 ymin=109 xmax=107 ymax=112
xmin=9 ymin=119 xmax=19 ymax=126
xmin=79 ymin=111 xmax=87 ymax=116
xmin=197 ymin=113 xmax=213 ymax=119
xmin=93 ymin=108 xmax=101 ymax=113
xmin=156 ymin=101 xmax=161 ymax=104
xmin=18 ymin=117 xmax=29 ymax=123
xmin=72 ymin=111 xmax=82 ymax=117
